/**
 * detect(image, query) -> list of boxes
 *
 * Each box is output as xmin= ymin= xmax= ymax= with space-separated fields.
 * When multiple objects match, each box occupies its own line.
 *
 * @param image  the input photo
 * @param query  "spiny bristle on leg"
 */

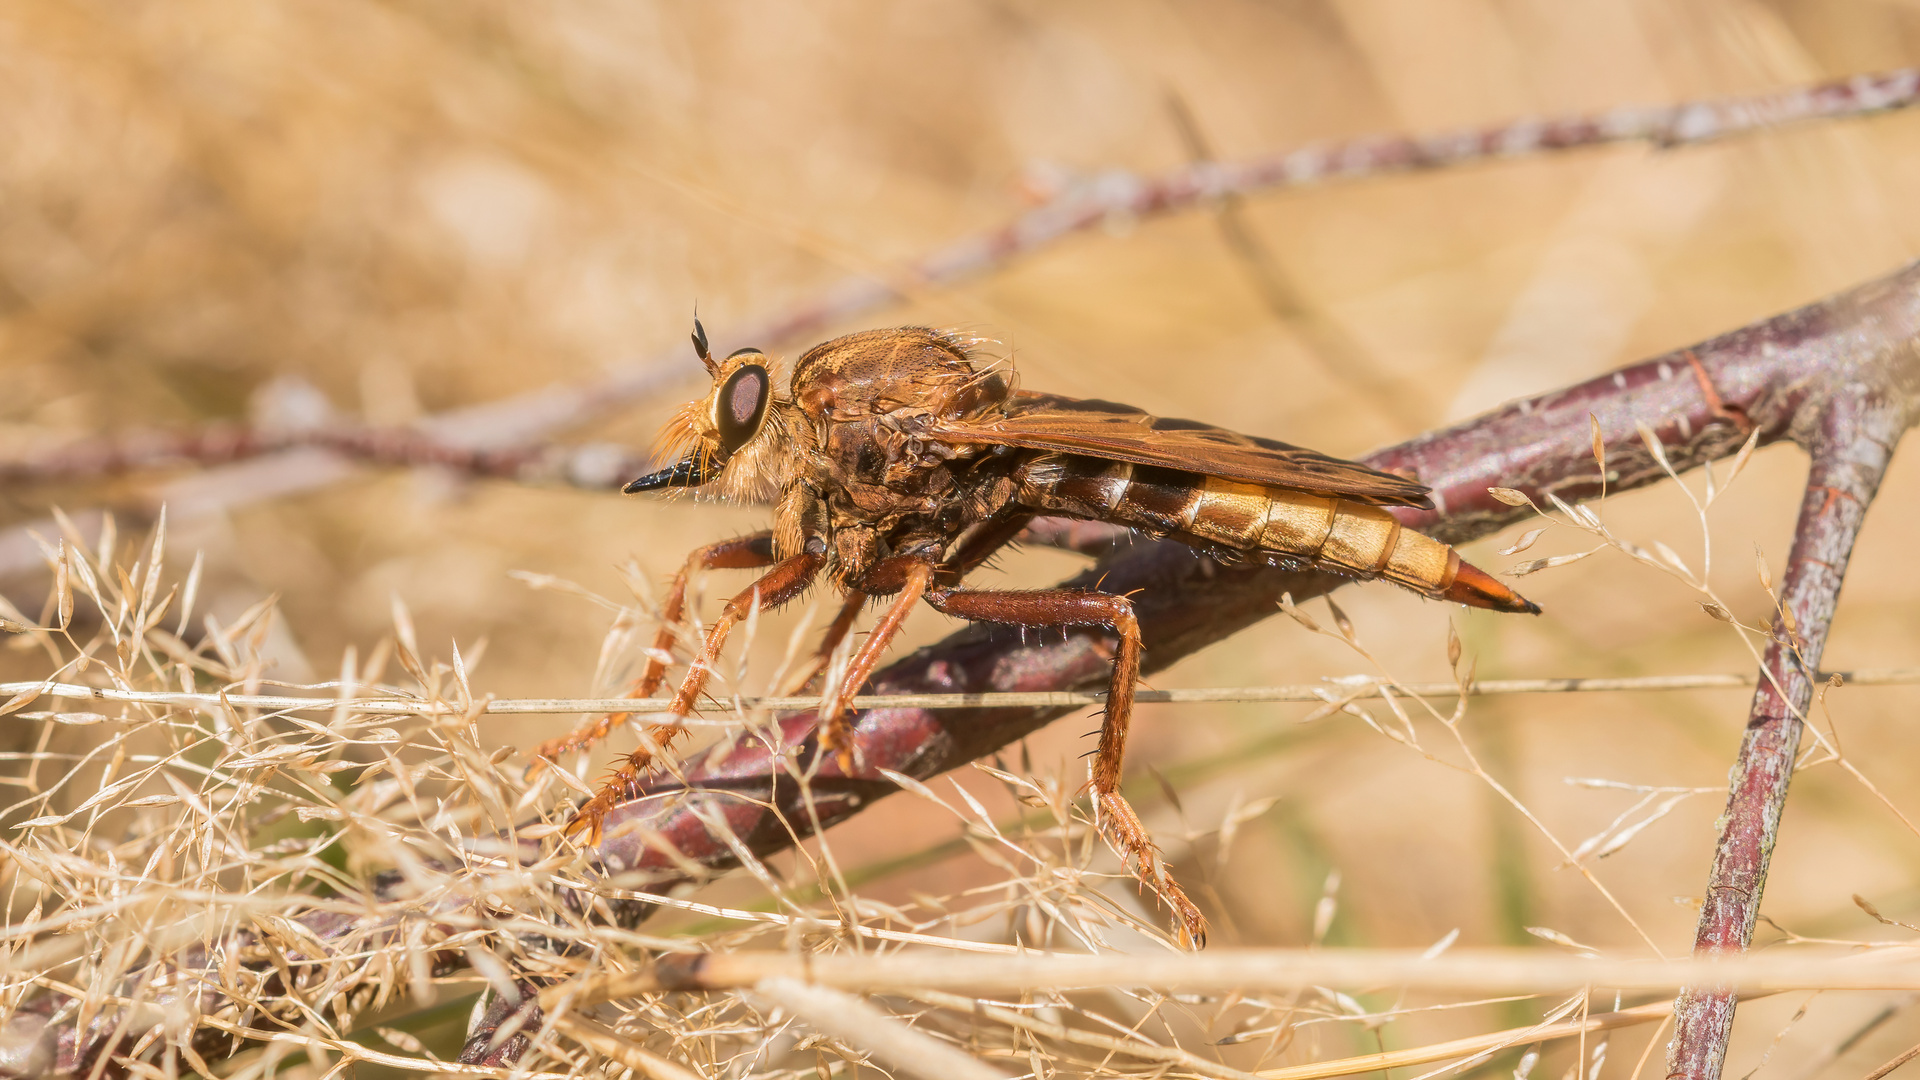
xmin=1096 ymin=791 xmax=1208 ymax=949
xmin=560 ymin=721 xmax=689 ymax=841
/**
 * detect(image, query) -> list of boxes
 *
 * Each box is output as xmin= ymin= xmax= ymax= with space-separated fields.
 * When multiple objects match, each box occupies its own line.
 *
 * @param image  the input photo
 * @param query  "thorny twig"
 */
xmin=0 ymin=422 xmax=654 ymax=493
xmin=1662 ymin=298 xmax=1919 ymax=1075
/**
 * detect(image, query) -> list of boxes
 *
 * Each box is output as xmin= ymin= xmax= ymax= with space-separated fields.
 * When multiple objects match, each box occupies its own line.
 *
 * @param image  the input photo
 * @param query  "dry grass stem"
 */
xmin=1251 ymin=999 xmax=1678 ymax=1080
xmin=560 ymin=949 xmax=1920 ymax=1002
xmin=752 ymin=977 xmax=1014 ymax=1080
xmin=5 ymin=668 xmax=1914 ymax=718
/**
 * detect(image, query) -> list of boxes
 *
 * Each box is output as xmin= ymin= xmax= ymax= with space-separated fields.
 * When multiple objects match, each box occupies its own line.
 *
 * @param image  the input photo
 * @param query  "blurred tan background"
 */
xmin=3 ymin=1 xmax=1920 ymax=1074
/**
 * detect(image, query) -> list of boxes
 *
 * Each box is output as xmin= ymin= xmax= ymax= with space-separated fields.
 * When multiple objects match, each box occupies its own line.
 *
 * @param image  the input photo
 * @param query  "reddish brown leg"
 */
xmin=781 ymin=514 xmax=1030 ymax=698
xmin=817 ymin=559 xmax=936 ymax=769
xmin=565 ymin=550 xmax=823 ymax=841
xmin=774 ymin=588 xmax=868 ymax=696
xmin=923 ymin=585 xmax=1206 ymax=948
xmin=532 ymin=533 xmax=777 ymax=768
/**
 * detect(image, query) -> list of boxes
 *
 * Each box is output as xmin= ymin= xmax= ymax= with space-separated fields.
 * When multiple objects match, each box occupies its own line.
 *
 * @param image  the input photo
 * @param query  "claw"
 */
xmin=556 ymin=721 xmax=689 ymax=844
xmin=562 ymin=801 xmax=606 ymax=845
xmin=825 ymin=725 xmax=857 ymax=773
xmin=1096 ymin=791 xmax=1208 ymax=949
xmin=820 ymin=700 xmax=860 ymax=773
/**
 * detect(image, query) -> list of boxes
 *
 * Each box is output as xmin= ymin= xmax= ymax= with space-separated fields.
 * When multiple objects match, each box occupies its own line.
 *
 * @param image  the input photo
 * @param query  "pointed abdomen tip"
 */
xmin=1443 ymin=559 xmax=1541 ymax=615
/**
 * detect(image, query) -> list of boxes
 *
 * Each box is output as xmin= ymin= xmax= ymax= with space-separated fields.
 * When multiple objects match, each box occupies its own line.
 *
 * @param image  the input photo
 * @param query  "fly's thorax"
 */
xmin=781 ymin=327 xmax=1015 ymax=521
xmin=823 ymin=415 xmax=893 ymax=488
xmin=793 ymin=327 xmax=1012 ymax=425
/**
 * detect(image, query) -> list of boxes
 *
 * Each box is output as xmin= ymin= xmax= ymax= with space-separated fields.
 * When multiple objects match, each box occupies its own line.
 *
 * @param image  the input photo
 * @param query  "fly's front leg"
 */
xmin=564 ymin=549 xmax=823 ymax=842
xmin=922 ymin=585 xmax=1206 ymax=948
xmin=533 ymin=533 xmax=777 ymax=767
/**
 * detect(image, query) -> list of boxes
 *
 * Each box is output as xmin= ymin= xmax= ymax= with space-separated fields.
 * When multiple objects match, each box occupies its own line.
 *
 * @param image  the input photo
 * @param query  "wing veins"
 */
xmin=941 ymin=393 xmax=1432 ymax=508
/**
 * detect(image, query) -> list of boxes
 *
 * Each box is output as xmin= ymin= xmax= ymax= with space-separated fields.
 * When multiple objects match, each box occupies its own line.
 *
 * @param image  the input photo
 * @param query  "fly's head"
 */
xmin=625 ymin=318 xmax=797 ymax=503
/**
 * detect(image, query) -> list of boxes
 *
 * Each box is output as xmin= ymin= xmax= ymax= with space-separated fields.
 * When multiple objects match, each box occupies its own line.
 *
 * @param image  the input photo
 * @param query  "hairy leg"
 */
xmin=922 ymin=585 xmax=1206 ymax=947
xmin=565 ymin=550 xmax=823 ymax=841
xmin=781 ymin=514 xmax=1029 ymax=700
xmin=817 ymin=558 xmax=936 ymax=769
xmin=531 ymin=533 xmax=777 ymax=767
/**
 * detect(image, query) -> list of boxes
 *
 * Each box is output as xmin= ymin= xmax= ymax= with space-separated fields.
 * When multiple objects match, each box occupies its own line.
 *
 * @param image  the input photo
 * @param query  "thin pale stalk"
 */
xmin=5 ymin=667 xmax=1915 ymax=718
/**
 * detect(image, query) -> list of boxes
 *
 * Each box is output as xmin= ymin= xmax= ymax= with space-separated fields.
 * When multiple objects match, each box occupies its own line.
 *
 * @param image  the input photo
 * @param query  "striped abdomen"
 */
xmin=1012 ymin=455 xmax=1537 ymax=614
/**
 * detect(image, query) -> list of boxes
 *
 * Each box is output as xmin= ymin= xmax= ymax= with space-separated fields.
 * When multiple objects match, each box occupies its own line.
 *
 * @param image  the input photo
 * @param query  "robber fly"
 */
xmin=542 ymin=321 xmax=1538 ymax=946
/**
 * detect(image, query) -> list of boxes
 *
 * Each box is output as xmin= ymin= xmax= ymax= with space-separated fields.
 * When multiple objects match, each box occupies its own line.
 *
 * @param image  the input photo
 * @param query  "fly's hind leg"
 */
xmin=564 ymin=549 xmax=823 ymax=841
xmin=532 ymin=533 xmax=777 ymax=768
xmin=922 ymin=585 xmax=1207 ymax=948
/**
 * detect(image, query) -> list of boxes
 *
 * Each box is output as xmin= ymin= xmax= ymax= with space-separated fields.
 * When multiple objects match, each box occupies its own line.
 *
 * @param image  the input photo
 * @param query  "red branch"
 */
xmin=1664 ymin=292 xmax=1918 ymax=1079
xmin=0 ymin=422 xmax=651 ymax=491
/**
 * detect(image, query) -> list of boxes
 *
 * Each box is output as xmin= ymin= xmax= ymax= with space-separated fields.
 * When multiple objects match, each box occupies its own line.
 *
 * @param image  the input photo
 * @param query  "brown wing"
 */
xmin=938 ymin=392 xmax=1433 ymax=508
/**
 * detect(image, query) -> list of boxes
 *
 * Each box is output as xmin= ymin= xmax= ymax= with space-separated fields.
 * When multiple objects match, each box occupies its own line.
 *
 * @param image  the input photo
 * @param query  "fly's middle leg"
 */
xmin=564 ymin=549 xmax=823 ymax=842
xmin=814 ymin=557 xmax=937 ymax=769
xmin=801 ymin=528 xmax=1021 ymax=768
xmin=934 ymin=510 xmax=1034 ymax=586
xmin=533 ymin=532 xmax=778 ymax=768
xmin=923 ymin=585 xmax=1207 ymax=948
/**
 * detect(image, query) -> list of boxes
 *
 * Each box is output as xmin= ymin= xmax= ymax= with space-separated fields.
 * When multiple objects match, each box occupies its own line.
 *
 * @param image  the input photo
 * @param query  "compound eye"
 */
xmin=714 ymin=364 xmax=770 ymax=455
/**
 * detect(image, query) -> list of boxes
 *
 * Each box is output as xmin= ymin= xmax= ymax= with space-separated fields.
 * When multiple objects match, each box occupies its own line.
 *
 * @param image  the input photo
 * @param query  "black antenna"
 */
xmin=692 ymin=308 xmax=718 ymax=376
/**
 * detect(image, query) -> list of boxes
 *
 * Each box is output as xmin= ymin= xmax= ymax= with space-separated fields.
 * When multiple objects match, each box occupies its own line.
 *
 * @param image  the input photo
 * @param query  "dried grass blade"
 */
xmin=1508 ymin=549 xmax=1601 ymax=577
xmin=753 ymin=977 xmax=1011 ymax=1080
xmin=1634 ymin=421 xmax=1675 ymax=477
xmin=1652 ymin=541 xmax=1694 ymax=580
xmin=1593 ymin=792 xmax=1695 ymax=859
xmin=1500 ymin=527 xmax=1549 ymax=556
xmin=1721 ymin=425 xmax=1763 ymax=492
xmin=176 ymin=550 xmax=205 ymax=637
xmin=55 ymin=542 xmax=72 ymax=630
